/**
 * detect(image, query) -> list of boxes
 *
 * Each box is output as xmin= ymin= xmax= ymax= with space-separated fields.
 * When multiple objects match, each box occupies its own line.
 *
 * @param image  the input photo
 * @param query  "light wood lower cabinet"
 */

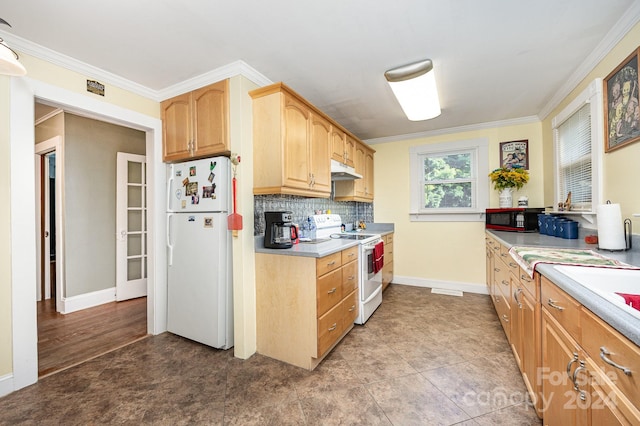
xmin=382 ymin=233 xmax=394 ymax=291
xmin=256 ymin=246 xmax=359 ymax=370
xmin=540 ymin=275 xmax=640 ymax=425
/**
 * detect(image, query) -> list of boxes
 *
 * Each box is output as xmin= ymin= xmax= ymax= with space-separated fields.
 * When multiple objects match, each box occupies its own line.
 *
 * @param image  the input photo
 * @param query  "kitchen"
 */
xmin=2 ymin=1 xmax=640 ymax=424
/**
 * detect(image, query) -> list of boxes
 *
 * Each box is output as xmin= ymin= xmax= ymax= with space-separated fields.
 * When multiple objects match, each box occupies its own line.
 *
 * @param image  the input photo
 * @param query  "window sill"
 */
xmin=409 ymin=211 xmax=486 ymax=222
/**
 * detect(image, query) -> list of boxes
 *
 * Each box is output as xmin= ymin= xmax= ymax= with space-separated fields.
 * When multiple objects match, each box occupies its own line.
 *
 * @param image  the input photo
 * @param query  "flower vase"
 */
xmin=499 ymin=188 xmax=513 ymax=208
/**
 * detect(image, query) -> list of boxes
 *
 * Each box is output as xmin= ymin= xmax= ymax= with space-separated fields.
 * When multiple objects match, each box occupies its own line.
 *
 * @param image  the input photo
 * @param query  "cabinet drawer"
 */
xmin=385 ymin=233 xmax=394 ymax=245
xmin=342 ymin=289 xmax=358 ymax=330
xmin=341 ymin=260 xmax=358 ymax=295
xmin=341 ymin=246 xmax=358 ymax=265
xmin=518 ymin=268 xmax=538 ymax=300
xmin=317 ymin=268 xmax=343 ymax=317
xmin=385 ymin=242 xmax=394 ymax=260
xmin=317 ymin=302 xmax=343 ymax=357
xmin=317 ymin=252 xmax=342 ymax=277
xmin=581 ymin=307 xmax=640 ymax=409
xmin=494 ymin=257 xmax=511 ymax=300
xmin=541 ymin=276 xmax=581 ymax=341
xmin=495 ymin=290 xmax=511 ymax=340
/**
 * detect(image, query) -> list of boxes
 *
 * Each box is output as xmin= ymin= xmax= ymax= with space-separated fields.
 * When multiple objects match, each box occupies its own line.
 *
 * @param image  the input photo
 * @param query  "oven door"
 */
xmin=360 ymin=244 xmax=382 ymax=301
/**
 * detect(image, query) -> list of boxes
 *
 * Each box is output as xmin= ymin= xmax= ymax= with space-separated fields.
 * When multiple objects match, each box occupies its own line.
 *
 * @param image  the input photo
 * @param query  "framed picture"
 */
xmin=604 ymin=47 xmax=640 ymax=152
xmin=499 ymin=140 xmax=528 ymax=169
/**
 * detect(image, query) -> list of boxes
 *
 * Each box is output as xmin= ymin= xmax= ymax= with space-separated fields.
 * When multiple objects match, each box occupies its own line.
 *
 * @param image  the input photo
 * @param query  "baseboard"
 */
xmin=0 ymin=373 xmax=14 ymax=398
xmin=392 ymin=275 xmax=489 ymax=295
xmin=61 ymin=287 xmax=116 ymax=314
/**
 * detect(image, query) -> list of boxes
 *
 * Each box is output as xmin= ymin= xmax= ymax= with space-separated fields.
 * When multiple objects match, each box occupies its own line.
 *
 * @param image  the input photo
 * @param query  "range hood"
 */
xmin=331 ymin=159 xmax=362 ymax=181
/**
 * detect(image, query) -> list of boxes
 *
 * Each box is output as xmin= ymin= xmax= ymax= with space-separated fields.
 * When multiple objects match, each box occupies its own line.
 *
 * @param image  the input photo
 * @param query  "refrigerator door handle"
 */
xmin=167 ymin=165 xmax=174 ymax=212
xmin=167 ymin=213 xmax=174 ymax=266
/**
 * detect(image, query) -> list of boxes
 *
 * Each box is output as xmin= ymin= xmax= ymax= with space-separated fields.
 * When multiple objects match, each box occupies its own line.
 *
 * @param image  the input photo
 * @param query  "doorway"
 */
xmin=10 ymin=76 xmax=165 ymax=392
xmin=34 ymin=105 xmax=149 ymax=377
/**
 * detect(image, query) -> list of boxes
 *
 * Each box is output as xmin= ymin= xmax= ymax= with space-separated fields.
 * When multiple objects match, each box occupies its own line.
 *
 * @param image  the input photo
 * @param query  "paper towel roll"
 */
xmin=597 ymin=203 xmax=626 ymax=250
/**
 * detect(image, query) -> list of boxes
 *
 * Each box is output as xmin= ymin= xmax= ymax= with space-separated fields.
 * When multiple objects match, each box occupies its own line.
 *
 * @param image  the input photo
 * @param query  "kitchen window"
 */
xmin=552 ymin=79 xmax=603 ymax=213
xmin=409 ymin=138 xmax=489 ymax=221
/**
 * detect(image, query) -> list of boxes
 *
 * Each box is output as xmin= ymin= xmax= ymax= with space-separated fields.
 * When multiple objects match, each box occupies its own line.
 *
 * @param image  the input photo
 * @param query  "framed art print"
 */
xmin=499 ymin=140 xmax=528 ymax=169
xmin=604 ymin=47 xmax=640 ymax=152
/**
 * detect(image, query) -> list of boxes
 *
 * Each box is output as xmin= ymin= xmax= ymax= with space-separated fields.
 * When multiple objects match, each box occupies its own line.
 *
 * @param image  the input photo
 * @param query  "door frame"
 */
xmin=9 ymin=77 xmax=167 ymax=392
xmin=35 ymin=136 xmax=63 ymax=311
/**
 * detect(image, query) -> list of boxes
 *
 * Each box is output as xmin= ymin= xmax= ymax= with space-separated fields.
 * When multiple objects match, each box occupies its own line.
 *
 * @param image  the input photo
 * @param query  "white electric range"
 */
xmin=311 ymin=214 xmax=383 ymax=324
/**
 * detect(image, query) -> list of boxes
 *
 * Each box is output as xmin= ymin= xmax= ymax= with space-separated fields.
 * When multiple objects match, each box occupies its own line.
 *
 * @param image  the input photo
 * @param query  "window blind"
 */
xmin=556 ymin=103 xmax=592 ymax=209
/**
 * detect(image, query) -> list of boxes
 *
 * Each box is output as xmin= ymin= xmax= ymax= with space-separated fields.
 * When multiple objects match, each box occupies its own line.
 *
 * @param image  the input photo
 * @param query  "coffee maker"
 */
xmin=264 ymin=211 xmax=297 ymax=249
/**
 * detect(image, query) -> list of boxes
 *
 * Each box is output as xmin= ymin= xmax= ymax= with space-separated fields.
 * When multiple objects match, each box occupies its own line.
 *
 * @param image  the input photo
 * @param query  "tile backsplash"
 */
xmin=254 ymin=194 xmax=373 ymax=235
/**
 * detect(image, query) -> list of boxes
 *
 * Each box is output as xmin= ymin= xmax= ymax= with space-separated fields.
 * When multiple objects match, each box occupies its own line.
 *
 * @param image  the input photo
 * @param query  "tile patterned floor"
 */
xmin=0 ymin=284 xmax=542 ymax=425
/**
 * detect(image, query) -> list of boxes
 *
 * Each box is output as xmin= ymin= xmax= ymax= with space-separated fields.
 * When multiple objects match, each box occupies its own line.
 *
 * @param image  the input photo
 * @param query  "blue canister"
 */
xmin=562 ymin=220 xmax=579 ymax=239
xmin=554 ymin=218 xmax=568 ymax=237
xmin=542 ymin=216 xmax=552 ymax=235
xmin=537 ymin=214 xmax=546 ymax=234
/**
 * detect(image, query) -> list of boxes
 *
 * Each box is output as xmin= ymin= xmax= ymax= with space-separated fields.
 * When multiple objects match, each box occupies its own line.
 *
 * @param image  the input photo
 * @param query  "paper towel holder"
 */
xmin=598 ymin=218 xmax=632 ymax=252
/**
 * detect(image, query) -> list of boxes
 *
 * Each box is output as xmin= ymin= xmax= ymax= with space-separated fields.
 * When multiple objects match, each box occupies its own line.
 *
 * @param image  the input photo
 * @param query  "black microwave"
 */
xmin=485 ymin=208 xmax=544 ymax=232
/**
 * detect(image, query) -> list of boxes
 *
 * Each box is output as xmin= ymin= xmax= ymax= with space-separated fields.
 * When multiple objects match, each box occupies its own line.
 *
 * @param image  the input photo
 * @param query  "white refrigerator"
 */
xmin=166 ymin=156 xmax=233 ymax=349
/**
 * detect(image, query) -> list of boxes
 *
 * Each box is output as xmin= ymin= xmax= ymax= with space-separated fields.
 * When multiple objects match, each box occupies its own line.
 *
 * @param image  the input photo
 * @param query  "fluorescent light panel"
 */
xmin=385 ymin=59 xmax=440 ymax=121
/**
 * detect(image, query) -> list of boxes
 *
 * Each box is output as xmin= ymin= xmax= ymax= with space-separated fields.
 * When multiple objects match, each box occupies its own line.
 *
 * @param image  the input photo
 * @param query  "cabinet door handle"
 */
xmin=501 ymin=314 xmax=509 ymax=323
xmin=348 ymin=275 xmax=355 ymax=280
xmin=547 ymin=299 xmax=565 ymax=311
xmin=328 ymin=287 xmax=337 ymax=294
xmin=572 ymin=360 xmax=587 ymax=401
xmin=566 ymin=352 xmax=579 ymax=383
xmin=348 ymin=305 xmax=356 ymax=312
xmin=514 ymin=288 xmax=523 ymax=309
xmin=328 ymin=323 xmax=337 ymax=331
xmin=494 ymin=267 xmax=501 ymax=272
xmin=600 ymin=346 xmax=632 ymax=376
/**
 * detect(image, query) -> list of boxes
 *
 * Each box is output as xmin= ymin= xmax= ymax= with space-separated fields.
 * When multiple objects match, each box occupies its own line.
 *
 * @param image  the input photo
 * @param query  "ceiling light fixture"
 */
xmin=0 ymin=18 xmax=27 ymax=76
xmin=384 ymin=59 xmax=440 ymax=121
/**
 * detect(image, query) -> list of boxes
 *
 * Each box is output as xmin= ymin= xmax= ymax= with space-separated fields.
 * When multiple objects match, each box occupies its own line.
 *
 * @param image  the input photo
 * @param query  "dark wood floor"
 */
xmin=37 ymin=297 xmax=148 ymax=377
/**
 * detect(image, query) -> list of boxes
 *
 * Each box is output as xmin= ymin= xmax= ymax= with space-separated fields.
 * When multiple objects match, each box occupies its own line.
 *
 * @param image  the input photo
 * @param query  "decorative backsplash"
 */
xmin=254 ymin=194 xmax=374 ymax=235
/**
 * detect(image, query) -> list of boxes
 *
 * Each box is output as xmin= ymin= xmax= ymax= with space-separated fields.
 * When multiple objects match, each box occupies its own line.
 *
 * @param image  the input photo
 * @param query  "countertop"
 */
xmin=255 ymin=223 xmax=394 ymax=258
xmin=488 ymin=230 xmax=640 ymax=346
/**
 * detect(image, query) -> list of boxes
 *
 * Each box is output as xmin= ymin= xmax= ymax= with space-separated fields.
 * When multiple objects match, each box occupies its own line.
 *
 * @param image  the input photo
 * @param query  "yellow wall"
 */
xmin=0 ymin=77 xmax=12 ymax=376
xmin=542 ymin=21 xmax=640 ymax=220
xmin=373 ymin=122 xmax=543 ymax=288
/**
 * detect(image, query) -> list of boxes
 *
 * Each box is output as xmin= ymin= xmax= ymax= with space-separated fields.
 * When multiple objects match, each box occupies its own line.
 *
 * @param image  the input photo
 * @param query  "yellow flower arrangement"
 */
xmin=489 ymin=167 xmax=529 ymax=191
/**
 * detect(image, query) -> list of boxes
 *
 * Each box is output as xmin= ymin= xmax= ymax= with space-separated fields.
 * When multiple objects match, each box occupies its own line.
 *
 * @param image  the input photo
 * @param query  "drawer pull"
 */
xmin=348 ymin=252 xmax=355 ymax=257
xmin=348 ymin=275 xmax=355 ymax=280
xmin=327 ymin=260 xmax=336 ymax=266
xmin=547 ymin=299 xmax=565 ymax=311
xmin=349 ymin=305 xmax=356 ymax=312
xmin=501 ymin=252 xmax=508 ymax=257
xmin=328 ymin=323 xmax=337 ymax=331
xmin=600 ymin=347 xmax=632 ymax=376
xmin=509 ymin=262 xmax=517 ymax=268
xmin=328 ymin=287 xmax=337 ymax=294
xmin=520 ymin=274 xmax=531 ymax=282
xmin=501 ymin=279 xmax=509 ymax=287
xmin=494 ymin=267 xmax=501 ymax=272
xmin=501 ymin=314 xmax=509 ymax=323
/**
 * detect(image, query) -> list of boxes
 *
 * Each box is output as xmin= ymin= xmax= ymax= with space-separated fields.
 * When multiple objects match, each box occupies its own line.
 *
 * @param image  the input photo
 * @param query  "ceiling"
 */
xmin=2 ymin=0 xmax=638 ymax=141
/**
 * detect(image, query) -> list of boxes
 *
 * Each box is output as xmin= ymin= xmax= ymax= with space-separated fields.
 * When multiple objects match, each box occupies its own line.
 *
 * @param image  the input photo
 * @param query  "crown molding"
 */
xmin=364 ymin=115 xmax=540 ymax=145
xmin=0 ymin=31 xmax=272 ymax=103
xmin=156 ymin=60 xmax=273 ymax=101
xmin=537 ymin=0 xmax=640 ymax=120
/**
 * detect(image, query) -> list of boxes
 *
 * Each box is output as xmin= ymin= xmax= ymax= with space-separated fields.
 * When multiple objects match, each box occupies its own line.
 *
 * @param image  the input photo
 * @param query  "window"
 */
xmin=552 ymin=79 xmax=603 ymax=212
xmin=410 ymin=138 xmax=489 ymax=221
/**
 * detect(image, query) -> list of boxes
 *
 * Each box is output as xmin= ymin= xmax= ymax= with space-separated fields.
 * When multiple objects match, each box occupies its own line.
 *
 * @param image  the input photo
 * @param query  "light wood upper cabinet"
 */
xmin=331 ymin=128 xmax=355 ymax=168
xmin=334 ymin=140 xmax=375 ymax=202
xmin=161 ymin=79 xmax=229 ymax=163
xmin=309 ymin=113 xmax=332 ymax=194
xmin=251 ymin=83 xmax=331 ymax=197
